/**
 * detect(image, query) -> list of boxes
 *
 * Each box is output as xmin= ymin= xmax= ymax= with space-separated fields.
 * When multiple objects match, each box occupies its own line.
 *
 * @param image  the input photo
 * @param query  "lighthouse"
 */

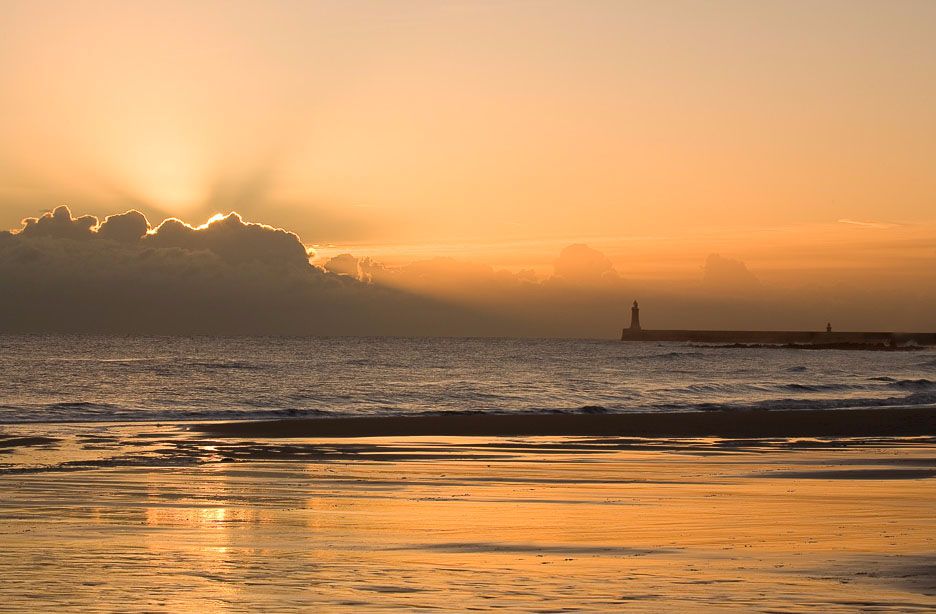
xmin=621 ymin=300 xmax=642 ymax=340
xmin=629 ymin=300 xmax=641 ymax=331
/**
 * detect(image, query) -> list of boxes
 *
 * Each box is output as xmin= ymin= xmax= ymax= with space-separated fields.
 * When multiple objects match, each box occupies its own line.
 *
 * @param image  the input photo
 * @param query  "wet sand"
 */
xmin=0 ymin=422 xmax=935 ymax=611
xmin=198 ymin=406 xmax=936 ymax=439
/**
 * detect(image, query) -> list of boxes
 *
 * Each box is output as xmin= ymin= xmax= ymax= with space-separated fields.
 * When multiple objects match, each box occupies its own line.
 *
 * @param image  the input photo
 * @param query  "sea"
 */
xmin=1 ymin=335 xmax=934 ymax=424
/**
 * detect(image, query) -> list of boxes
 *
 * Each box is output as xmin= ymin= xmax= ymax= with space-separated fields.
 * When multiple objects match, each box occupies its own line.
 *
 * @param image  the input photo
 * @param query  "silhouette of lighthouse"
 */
xmin=629 ymin=300 xmax=641 ymax=331
xmin=621 ymin=300 xmax=644 ymax=340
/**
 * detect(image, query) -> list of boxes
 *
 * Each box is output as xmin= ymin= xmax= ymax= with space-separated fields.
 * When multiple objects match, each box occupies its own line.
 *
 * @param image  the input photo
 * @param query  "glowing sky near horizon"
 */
xmin=1 ymin=0 xmax=935 ymax=274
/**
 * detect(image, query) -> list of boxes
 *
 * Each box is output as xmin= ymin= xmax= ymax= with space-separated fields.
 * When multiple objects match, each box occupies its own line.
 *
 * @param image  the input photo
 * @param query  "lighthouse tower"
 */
xmin=629 ymin=300 xmax=641 ymax=331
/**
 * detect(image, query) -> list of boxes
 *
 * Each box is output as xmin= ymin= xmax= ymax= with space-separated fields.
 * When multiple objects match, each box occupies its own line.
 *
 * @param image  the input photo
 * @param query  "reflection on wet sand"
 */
xmin=0 ymin=426 xmax=934 ymax=611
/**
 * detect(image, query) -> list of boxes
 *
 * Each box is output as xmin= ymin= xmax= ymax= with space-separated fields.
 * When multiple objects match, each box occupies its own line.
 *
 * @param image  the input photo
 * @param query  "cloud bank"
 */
xmin=14 ymin=206 xmax=309 ymax=267
xmin=2 ymin=206 xmax=934 ymax=335
xmin=1 ymin=206 xmax=475 ymax=335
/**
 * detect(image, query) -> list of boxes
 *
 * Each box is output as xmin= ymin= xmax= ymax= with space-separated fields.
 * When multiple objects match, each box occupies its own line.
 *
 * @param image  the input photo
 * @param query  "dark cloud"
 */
xmin=143 ymin=213 xmax=308 ymax=267
xmin=0 ymin=206 xmax=487 ymax=335
xmin=324 ymin=253 xmax=363 ymax=278
xmin=12 ymin=205 xmax=310 ymax=267
xmin=701 ymin=253 xmax=760 ymax=295
xmin=18 ymin=206 xmax=97 ymax=240
xmin=97 ymin=210 xmax=150 ymax=244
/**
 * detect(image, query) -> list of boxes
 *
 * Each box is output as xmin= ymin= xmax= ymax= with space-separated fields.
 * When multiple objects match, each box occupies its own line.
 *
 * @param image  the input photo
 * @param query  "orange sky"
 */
xmin=1 ymin=0 xmax=934 ymax=290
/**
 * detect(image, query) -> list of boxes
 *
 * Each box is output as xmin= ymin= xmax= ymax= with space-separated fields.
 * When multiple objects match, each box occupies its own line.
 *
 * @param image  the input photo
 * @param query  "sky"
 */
xmin=1 ymin=0 xmax=934 ymax=334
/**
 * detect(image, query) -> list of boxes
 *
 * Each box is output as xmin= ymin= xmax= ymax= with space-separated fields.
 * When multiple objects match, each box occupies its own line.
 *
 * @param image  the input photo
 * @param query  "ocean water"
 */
xmin=0 ymin=335 xmax=934 ymax=424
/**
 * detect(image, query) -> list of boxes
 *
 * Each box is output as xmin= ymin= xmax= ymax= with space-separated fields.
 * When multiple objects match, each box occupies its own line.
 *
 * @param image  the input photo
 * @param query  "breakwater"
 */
xmin=620 ymin=329 xmax=936 ymax=346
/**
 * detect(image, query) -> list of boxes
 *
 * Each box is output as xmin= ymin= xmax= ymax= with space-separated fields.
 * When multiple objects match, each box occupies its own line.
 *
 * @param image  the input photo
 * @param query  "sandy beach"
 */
xmin=1 ymin=416 xmax=934 ymax=611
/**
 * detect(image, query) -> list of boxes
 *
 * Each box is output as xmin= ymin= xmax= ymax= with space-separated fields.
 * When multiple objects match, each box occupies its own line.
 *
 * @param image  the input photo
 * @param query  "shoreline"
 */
xmin=196 ymin=406 xmax=936 ymax=439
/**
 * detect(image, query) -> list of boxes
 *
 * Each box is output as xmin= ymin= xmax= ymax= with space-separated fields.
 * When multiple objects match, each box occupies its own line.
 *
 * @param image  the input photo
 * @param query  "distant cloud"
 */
xmin=324 ymin=253 xmax=527 ymax=297
xmin=552 ymin=244 xmax=619 ymax=286
xmin=324 ymin=243 xmax=623 ymax=294
xmin=701 ymin=254 xmax=760 ymax=295
xmin=324 ymin=253 xmax=364 ymax=278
